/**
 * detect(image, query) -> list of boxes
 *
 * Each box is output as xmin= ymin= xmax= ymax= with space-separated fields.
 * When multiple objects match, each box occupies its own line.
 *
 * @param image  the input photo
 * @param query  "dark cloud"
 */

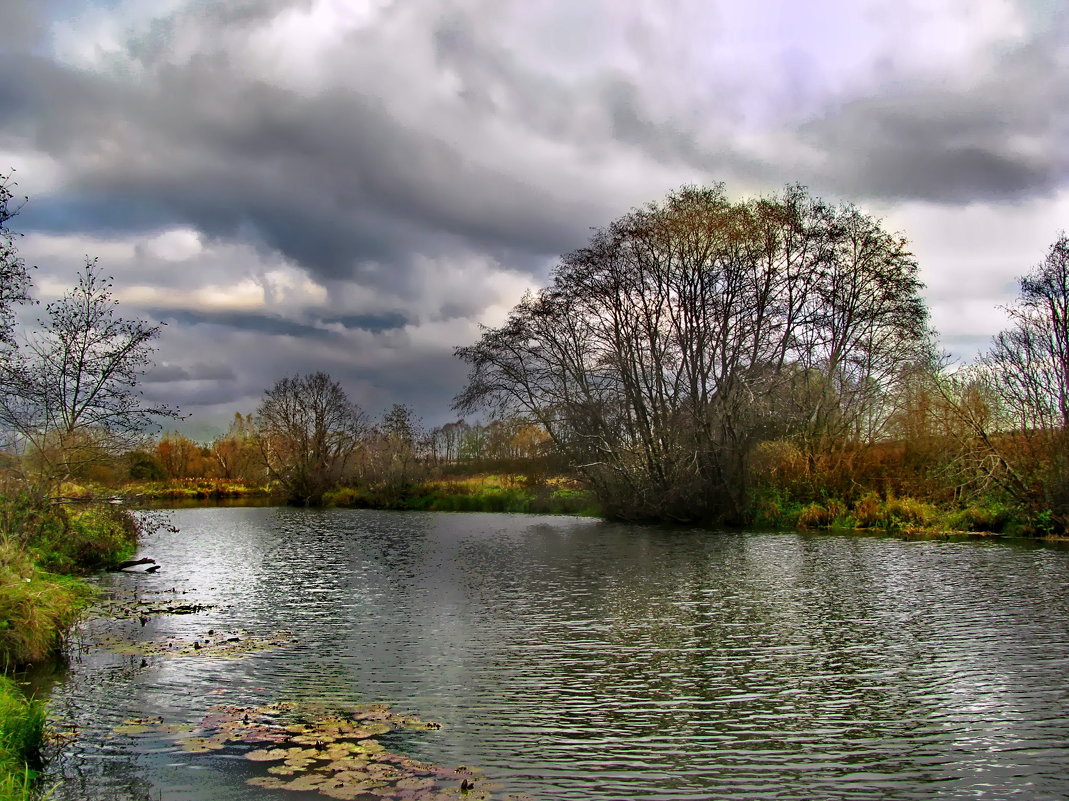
xmin=798 ymin=31 xmax=1069 ymax=202
xmin=152 ymin=309 xmax=342 ymax=340
xmin=321 ymin=312 xmax=408 ymax=333
xmin=144 ymin=361 xmax=236 ymax=383
xmin=6 ymin=41 xmax=597 ymax=288
xmin=2 ymin=0 xmax=1066 ymax=430
xmin=0 ymin=0 xmax=47 ymax=52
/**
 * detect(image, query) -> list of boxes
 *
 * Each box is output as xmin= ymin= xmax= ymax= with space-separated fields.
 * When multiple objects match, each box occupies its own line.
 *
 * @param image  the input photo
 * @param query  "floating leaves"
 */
xmin=108 ymin=700 xmax=525 ymax=800
xmin=91 ymin=588 xmax=218 ymax=621
xmin=91 ymin=583 xmax=521 ymax=798
xmin=96 ymin=631 xmax=295 ymax=659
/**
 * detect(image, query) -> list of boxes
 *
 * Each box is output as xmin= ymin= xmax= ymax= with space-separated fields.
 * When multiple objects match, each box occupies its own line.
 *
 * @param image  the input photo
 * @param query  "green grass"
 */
xmin=0 ymin=539 xmax=91 ymax=669
xmin=754 ymin=486 xmax=1039 ymax=538
xmin=28 ymin=504 xmax=138 ymax=575
xmin=0 ymin=482 xmax=142 ymax=797
xmin=0 ymin=676 xmax=46 ymax=801
xmin=0 ymin=482 xmax=140 ymax=667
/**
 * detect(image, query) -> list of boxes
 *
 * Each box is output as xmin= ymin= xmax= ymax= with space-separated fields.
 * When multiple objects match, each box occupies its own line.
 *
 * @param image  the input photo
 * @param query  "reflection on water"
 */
xmin=43 ymin=508 xmax=1069 ymax=800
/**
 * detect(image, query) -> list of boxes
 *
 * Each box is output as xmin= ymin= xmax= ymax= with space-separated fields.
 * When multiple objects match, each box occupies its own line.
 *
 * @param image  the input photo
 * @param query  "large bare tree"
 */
xmin=987 ymin=234 xmax=1069 ymax=431
xmin=456 ymin=185 xmax=931 ymax=523
xmin=977 ymin=233 xmax=1069 ymax=521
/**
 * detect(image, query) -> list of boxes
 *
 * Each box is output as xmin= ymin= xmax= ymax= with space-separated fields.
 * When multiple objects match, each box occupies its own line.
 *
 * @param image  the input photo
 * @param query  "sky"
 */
xmin=1 ymin=0 xmax=1066 ymax=438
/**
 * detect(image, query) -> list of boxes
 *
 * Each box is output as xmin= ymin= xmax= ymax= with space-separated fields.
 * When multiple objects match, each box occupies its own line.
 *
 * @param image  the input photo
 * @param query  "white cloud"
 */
xmin=879 ymin=188 xmax=1069 ymax=359
xmin=139 ymin=228 xmax=202 ymax=262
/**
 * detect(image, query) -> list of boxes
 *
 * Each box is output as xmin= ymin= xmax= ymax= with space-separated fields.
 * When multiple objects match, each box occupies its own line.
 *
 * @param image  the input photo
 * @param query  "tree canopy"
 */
xmin=456 ymin=184 xmax=932 ymax=522
xmin=256 ymin=372 xmax=366 ymax=505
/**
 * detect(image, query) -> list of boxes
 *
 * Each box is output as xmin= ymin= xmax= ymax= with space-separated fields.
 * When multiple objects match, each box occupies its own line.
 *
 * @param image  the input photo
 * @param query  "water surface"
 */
xmin=45 ymin=508 xmax=1069 ymax=800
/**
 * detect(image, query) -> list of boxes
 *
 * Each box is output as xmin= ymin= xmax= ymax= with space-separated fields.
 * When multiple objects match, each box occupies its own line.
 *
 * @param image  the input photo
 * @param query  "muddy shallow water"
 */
xmin=43 ymin=507 xmax=1069 ymax=800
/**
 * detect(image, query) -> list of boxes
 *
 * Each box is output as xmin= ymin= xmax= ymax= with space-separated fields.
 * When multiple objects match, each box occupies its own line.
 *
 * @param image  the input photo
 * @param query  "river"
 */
xmin=41 ymin=507 xmax=1069 ymax=800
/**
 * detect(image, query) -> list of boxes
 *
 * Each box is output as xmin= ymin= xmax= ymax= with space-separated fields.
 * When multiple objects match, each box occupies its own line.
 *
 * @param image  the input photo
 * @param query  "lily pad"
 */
xmin=114 ymin=699 xmax=510 ymax=799
xmin=178 ymin=736 xmax=228 ymax=753
xmin=246 ymin=747 xmax=290 ymax=762
xmin=111 ymin=723 xmax=154 ymax=735
xmin=267 ymin=763 xmax=304 ymax=776
xmin=91 ymin=588 xmax=219 ymax=620
xmin=98 ymin=631 xmax=295 ymax=659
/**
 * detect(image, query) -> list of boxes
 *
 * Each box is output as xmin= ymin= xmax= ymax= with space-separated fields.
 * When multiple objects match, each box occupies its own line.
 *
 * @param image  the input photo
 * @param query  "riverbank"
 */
xmin=751 ymin=489 xmax=1061 ymax=539
xmin=322 ymin=474 xmax=600 ymax=516
xmin=0 ymin=484 xmax=142 ymax=798
xmin=117 ymin=478 xmax=274 ymax=502
xmin=110 ymin=474 xmax=599 ymax=516
xmin=117 ymin=474 xmax=1058 ymax=540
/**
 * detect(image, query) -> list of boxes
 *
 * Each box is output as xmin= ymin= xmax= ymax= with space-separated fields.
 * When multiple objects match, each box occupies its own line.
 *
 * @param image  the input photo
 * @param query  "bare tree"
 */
xmin=977 ymin=234 xmax=1069 ymax=522
xmin=256 ymin=372 xmax=366 ymax=505
xmin=456 ymin=185 xmax=931 ymax=523
xmin=0 ymin=259 xmax=179 ymax=479
xmin=0 ymin=173 xmax=32 ymax=350
xmin=355 ymin=404 xmax=425 ymax=495
xmin=987 ymin=234 xmax=1069 ymax=431
xmin=209 ymin=413 xmax=264 ymax=482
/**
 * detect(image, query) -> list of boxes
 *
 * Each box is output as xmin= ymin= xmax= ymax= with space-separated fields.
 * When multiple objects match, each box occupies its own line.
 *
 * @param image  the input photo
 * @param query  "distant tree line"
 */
xmin=4 ymin=172 xmax=1067 ymax=531
xmin=127 ymin=404 xmax=558 ymax=506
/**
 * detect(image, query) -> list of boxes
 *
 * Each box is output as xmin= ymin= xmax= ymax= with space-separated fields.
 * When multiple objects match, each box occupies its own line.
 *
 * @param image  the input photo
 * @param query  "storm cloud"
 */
xmin=2 ymin=0 xmax=1066 ymax=432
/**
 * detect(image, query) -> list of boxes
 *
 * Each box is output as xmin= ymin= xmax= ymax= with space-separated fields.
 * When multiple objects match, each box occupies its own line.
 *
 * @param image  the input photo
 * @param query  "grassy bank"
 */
xmin=119 ymin=478 xmax=274 ymax=502
xmin=0 ymin=540 xmax=89 ymax=669
xmin=750 ymin=488 xmax=1055 ymax=539
xmin=0 ymin=481 xmax=143 ymax=797
xmin=0 ymin=492 xmax=137 ymax=667
xmin=324 ymin=474 xmax=600 ymax=516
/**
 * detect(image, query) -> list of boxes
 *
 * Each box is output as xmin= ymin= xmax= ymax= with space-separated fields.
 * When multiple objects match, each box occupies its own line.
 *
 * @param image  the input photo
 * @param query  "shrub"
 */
xmin=748 ymin=487 xmax=804 ymax=529
xmin=29 ymin=504 xmax=138 ymax=575
xmin=852 ymin=492 xmax=884 ymax=528
xmin=797 ymin=502 xmax=843 ymax=529
xmin=944 ymin=503 xmax=1015 ymax=533
xmin=884 ymin=497 xmax=937 ymax=529
xmin=123 ymin=451 xmax=167 ymax=482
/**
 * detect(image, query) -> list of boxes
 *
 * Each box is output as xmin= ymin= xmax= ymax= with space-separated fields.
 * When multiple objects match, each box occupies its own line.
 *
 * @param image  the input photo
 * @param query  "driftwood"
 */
xmin=114 ymin=557 xmax=159 ymax=572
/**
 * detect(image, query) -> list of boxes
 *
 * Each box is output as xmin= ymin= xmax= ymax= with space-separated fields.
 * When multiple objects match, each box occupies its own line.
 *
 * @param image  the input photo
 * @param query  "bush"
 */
xmin=852 ymin=492 xmax=884 ymax=528
xmin=124 ymin=450 xmax=167 ymax=482
xmin=29 ymin=504 xmax=138 ymax=575
xmin=945 ymin=503 xmax=1016 ymax=533
xmin=797 ymin=500 xmax=846 ymax=529
xmin=748 ymin=487 xmax=804 ymax=529
xmin=884 ymin=497 xmax=937 ymax=529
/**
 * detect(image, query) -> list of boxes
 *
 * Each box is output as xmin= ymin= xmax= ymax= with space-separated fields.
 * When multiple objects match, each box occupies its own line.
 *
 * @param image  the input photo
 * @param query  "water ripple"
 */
xmin=41 ymin=508 xmax=1069 ymax=800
